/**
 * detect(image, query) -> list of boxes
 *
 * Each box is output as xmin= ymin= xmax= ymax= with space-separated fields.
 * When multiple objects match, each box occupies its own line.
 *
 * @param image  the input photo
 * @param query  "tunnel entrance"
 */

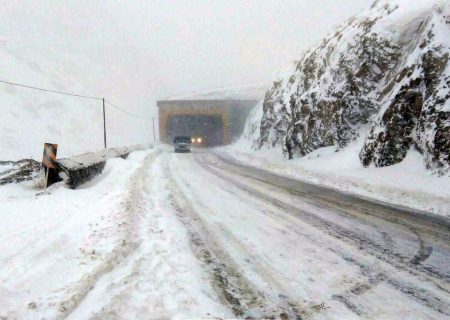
xmin=167 ymin=114 xmax=224 ymax=147
xmin=157 ymin=100 xmax=258 ymax=146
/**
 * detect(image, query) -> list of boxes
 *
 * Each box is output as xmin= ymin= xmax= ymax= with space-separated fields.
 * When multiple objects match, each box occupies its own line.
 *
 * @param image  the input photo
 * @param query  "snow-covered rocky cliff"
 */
xmin=247 ymin=0 xmax=449 ymax=174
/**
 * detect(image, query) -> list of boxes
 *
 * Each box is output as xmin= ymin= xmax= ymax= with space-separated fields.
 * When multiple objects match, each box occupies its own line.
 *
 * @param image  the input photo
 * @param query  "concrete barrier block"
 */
xmin=57 ymin=144 xmax=151 ymax=189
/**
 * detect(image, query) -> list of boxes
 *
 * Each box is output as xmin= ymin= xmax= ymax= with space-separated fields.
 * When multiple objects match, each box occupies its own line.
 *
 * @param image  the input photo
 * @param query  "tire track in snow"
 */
xmin=209 ymin=153 xmax=442 ymax=266
xmin=59 ymin=150 xmax=160 ymax=319
xmin=67 ymin=150 xmax=236 ymax=319
xmin=202 ymin=155 xmax=449 ymax=283
xmin=193 ymin=167 xmax=384 ymax=318
xmin=214 ymin=151 xmax=450 ymax=244
xmin=208 ymin=153 xmax=446 ymax=271
xmin=409 ymin=228 xmax=434 ymax=265
xmin=197 ymin=157 xmax=450 ymax=317
xmin=163 ymin=156 xmax=303 ymax=319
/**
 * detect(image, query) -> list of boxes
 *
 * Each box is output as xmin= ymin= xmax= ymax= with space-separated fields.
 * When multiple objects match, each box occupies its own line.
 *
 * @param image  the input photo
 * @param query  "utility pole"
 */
xmin=103 ymin=98 xmax=107 ymax=148
xmin=152 ymin=117 xmax=156 ymax=142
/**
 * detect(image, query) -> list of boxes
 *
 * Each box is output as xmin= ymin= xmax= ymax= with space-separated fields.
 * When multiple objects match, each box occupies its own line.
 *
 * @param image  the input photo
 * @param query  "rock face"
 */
xmin=360 ymin=7 xmax=450 ymax=173
xmin=249 ymin=0 xmax=450 ymax=174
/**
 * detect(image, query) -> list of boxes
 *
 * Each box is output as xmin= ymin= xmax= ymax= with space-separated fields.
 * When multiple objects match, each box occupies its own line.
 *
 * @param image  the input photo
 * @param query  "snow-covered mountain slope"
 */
xmin=0 ymin=46 xmax=99 ymax=161
xmin=246 ymin=0 xmax=449 ymax=174
xmin=0 ymin=46 xmax=151 ymax=162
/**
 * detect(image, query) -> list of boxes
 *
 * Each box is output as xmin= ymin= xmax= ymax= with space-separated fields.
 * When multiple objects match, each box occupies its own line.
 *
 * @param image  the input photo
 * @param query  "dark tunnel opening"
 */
xmin=167 ymin=114 xmax=225 ymax=147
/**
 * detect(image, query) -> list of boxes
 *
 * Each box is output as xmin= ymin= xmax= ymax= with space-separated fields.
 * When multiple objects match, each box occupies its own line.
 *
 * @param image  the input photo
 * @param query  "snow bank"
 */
xmin=0 ymin=149 xmax=154 ymax=319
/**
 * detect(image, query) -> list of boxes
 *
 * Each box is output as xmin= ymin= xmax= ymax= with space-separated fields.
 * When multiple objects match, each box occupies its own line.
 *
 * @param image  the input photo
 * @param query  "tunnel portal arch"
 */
xmin=160 ymin=108 xmax=230 ymax=145
xmin=157 ymin=100 xmax=257 ymax=146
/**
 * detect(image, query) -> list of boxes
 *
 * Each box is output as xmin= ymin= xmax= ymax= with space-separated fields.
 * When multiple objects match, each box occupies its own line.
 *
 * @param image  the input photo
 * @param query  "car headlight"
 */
xmin=197 ymin=138 xmax=202 ymax=143
xmin=191 ymin=138 xmax=195 ymax=143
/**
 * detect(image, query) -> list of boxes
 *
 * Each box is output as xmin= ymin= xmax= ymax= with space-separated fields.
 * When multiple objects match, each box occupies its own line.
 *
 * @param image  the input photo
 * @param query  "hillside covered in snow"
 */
xmin=0 ymin=44 xmax=153 ymax=161
xmin=245 ymin=0 xmax=450 ymax=175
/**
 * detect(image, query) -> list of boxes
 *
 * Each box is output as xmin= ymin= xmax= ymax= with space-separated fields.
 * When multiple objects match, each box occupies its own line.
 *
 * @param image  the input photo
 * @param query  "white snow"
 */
xmin=1 ymin=146 xmax=448 ymax=319
xmin=219 ymin=137 xmax=450 ymax=218
xmin=66 ymin=151 xmax=231 ymax=319
xmin=0 ymin=148 xmax=233 ymax=319
xmin=0 ymin=46 xmax=151 ymax=162
xmin=371 ymin=0 xmax=441 ymax=36
xmin=166 ymin=84 xmax=269 ymax=101
xmin=0 ymin=151 xmax=145 ymax=318
xmin=1 ymin=0 xmax=449 ymax=317
xmin=0 ymin=163 xmax=17 ymax=175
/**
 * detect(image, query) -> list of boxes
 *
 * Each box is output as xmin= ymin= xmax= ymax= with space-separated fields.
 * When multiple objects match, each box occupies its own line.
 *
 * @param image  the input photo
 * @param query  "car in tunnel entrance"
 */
xmin=174 ymin=136 xmax=191 ymax=153
xmin=191 ymin=136 xmax=203 ymax=145
xmin=167 ymin=114 xmax=224 ymax=147
xmin=157 ymin=99 xmax=258 ymax=147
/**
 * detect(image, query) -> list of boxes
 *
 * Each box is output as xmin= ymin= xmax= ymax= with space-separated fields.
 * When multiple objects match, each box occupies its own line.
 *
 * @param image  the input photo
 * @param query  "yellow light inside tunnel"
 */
xmin=197 ymin=138 xmax=202 ymax=143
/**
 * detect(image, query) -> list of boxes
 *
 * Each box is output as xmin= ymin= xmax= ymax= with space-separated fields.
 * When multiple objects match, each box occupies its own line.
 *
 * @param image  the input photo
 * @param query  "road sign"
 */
xmin=42 ymin=143 xmax=58 ymax=169
xmin=42 ymin=143 xmax=58 ymax=189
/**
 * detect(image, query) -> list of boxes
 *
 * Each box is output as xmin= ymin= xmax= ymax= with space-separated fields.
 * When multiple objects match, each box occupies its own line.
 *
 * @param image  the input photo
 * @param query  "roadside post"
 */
xmin=42 ymin=143 xmax=58 ymax=188
xmin=152 ymin=117 xmax=156 ymax=142
xmin=103 ymin=98 xmax=107 ymax=148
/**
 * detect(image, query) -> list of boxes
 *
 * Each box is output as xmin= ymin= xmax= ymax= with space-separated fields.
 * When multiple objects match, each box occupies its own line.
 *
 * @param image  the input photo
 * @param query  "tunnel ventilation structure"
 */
xmin=157 ymin=100 xmax=257 ymax=146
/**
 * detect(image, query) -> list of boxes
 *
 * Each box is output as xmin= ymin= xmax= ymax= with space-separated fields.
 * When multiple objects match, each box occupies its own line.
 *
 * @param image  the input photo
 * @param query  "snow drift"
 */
xmin=246 ymin=0 xmax=450 ymax=175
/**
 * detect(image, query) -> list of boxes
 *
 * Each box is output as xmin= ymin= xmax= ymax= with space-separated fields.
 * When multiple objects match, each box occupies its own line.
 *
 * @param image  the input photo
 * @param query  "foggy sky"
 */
xmin=1 ymin=0 xmax=368 ymax=118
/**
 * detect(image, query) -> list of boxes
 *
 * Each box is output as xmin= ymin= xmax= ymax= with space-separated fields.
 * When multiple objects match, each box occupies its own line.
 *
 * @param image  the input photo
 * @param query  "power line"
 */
xmin=0 ymin=79 xmax=102 ymax=100
xmin=0 ymin=78 xmax=150 ymax=119
xmin=0 ymin=78 xmax=154 ymax=149
xmin=105 ymin=100 xmax=150 ymax=120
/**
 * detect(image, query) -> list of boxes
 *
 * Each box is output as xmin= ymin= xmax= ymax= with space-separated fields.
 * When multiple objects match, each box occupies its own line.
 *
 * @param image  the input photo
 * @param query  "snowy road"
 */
xmin=189 ymin=151 xmax=450 ymax=318
xmin=1 ymin=147 xmax=449 ymax=319
xmin=72 ymin=148 xmax=449 ymax=319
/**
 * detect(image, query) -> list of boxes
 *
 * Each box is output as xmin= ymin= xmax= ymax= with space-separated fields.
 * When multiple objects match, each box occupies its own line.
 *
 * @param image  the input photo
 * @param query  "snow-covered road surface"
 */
xmin=1 ymin=147 xmax=449 ymax=319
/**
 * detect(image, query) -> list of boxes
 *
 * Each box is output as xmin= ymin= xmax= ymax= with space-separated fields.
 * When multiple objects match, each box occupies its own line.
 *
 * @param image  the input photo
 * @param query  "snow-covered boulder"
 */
xmin=248 ymin=0 xmax=450 ymax=174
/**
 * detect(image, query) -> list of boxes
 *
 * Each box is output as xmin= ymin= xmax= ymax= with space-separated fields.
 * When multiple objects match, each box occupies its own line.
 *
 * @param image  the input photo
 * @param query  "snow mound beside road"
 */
xmin=0 ymin=150 xmax=151 ymax=318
